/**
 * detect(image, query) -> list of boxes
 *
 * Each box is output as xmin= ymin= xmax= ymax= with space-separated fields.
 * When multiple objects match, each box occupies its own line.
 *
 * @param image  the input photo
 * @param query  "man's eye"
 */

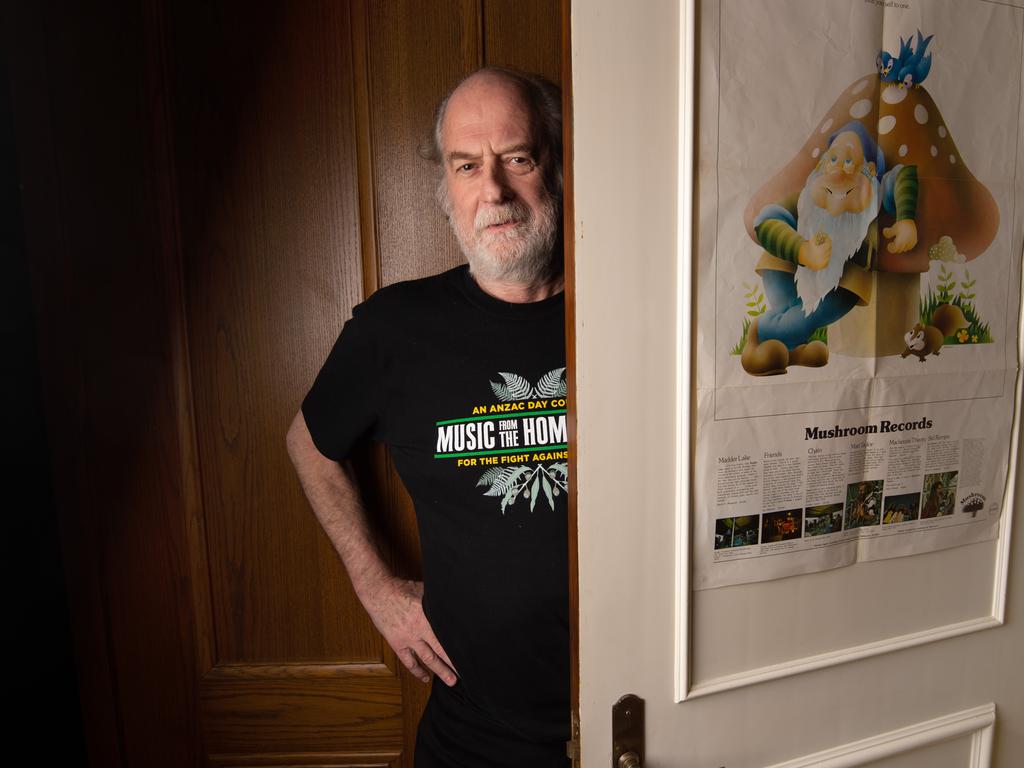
xmin=507 ymin=156 xmax=535 ymax=173
xmin=457 ymin=163 xmax=476 ymax=173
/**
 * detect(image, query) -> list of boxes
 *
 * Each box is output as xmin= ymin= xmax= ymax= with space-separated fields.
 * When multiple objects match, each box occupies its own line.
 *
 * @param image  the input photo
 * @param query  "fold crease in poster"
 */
xmin=694 ymin=0 xmax=1024 ymax=590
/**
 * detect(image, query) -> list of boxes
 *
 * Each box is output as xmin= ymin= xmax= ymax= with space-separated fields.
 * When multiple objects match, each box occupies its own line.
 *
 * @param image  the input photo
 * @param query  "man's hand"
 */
xmin=362 ymin=576 xmax=458 ymax=686
xmin=883 ymin=219 xmax=918 ymax=253
xmin=798 ymin=232 xmax=832 ymax=271
xmin=286 ymin=411 xmax=457 ymax=687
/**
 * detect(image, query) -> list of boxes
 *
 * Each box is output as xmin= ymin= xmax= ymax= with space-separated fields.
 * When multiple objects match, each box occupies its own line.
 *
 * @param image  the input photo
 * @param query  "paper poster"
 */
xmin=694 ymin=0 xmax=1024 ymax=589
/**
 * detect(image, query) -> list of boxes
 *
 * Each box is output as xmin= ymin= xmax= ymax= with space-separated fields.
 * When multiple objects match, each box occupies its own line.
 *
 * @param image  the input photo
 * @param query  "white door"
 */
xmin=571 ymin=1 xmax=1024 ymax=766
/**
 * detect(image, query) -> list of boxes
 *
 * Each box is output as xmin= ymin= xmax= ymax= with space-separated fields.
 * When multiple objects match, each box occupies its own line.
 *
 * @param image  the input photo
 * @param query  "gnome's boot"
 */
xmin=741 ymin=318 xmax=789 ymax=376
xmin=788 ymin=340 xmax=829 ymax=368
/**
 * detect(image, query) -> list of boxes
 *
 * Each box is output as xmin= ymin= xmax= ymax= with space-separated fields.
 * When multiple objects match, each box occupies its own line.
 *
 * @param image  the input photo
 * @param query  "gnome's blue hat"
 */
xmin=828 ymin=120 xmax=885 ymax=178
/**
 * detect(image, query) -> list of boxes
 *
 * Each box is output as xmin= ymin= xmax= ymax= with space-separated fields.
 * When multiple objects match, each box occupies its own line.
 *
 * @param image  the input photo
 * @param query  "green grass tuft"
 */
xmin=920 ymin=287 xmax=993 ymax=345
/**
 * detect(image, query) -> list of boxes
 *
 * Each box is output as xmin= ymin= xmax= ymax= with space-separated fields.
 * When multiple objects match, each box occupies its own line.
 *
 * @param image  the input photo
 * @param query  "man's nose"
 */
xmin=480 ymin=161 xmax=513 ymax=203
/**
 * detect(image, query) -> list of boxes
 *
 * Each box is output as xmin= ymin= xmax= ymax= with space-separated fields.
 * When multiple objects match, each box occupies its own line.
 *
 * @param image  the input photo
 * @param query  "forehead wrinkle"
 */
xmin=440 ymin=78 xmax=535 ymax=156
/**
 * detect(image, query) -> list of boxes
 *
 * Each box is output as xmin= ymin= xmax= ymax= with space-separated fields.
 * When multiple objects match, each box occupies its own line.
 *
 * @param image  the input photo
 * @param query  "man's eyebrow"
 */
xmin=445 ymin=144 xmax=536 ymax=164
xmin=496 ymin=143 xmax=535 ymax=156
xmin=446 ymin=150 xmax=479 ymax=164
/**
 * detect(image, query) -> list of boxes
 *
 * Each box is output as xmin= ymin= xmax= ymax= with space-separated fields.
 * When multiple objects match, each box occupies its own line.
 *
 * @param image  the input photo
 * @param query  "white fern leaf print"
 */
xmin=476 ymin=466 xmax=507 ymax=487
xmin=534 ymin=367 xmax=566 ymax=398
xmin=482 ymin=465 xmax=532 ymax=497
xmin=490 ymin=371 xmax=532 ymax=401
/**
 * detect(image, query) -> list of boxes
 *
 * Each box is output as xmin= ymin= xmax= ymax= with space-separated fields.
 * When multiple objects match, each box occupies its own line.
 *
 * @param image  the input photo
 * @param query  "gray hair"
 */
xmin=424 ymin=66 xmax=563 ymax=199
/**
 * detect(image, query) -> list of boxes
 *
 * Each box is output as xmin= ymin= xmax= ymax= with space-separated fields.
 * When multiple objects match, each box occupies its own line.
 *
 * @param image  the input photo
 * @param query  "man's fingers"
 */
xmin=413 ymin=640 xmax=457 ymax=686
xmin=397 ymin=648 xmax=430 ymax=683
xmin=373 ymin=579 xmax=455 ymax=685
xmin=882 ymin=226 xmax=894 ymax=239
xmin=421 ymin=626 xmax=458 ymax=675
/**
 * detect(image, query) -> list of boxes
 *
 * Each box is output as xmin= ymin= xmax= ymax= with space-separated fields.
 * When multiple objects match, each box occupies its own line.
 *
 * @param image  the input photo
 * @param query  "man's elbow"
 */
xmin=286 ymin=410 xmax=312 ymax=464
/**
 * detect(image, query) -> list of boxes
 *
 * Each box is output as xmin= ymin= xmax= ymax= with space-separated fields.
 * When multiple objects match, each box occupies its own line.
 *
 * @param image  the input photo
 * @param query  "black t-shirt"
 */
xmin=302 ymin=265 xmax=570 ymax=760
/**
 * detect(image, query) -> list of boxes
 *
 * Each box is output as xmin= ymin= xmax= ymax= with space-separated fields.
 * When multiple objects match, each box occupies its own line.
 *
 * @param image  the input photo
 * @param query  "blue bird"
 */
xmin=897 ymin=29 xmax=934 ymax=89
xmin=878 ymin=36 xmax=912 ymax=84
xmin=877 ymin=50 xmax=894 ymax=79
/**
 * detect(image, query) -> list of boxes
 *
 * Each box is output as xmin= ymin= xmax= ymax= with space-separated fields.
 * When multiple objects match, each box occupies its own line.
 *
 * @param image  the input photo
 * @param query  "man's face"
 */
xmin=439 ymin=75 xmax=558 ymax=284
xmin=809 ymin=131 xmax=876 ymax=217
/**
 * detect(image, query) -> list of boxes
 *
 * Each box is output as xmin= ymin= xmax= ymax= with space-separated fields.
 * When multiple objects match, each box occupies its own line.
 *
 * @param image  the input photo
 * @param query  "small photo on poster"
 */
xmin=921 ymin=472 xmax=958 ymax=518
xmin=762 ymin=508 xmax=803 ymax=543
xmin=883 ymin=492 xmax=921 ymax=524
xmin=715 ymin=515 xmax=760 ymax=549
xmin=845 ymin=480 xmax=884 ymax=530
xmin=804 ymin=503 xmax=844 ymax=537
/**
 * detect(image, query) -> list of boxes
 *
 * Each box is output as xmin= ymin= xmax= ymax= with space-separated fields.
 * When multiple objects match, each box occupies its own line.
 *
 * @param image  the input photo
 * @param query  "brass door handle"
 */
xmin=612 ymin=694 xmax=644 ymax=767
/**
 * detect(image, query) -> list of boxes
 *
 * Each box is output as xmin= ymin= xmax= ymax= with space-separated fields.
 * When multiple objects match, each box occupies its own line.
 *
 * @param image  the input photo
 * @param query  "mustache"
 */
xmin=474 ymin=201 xmax=531 ymax=230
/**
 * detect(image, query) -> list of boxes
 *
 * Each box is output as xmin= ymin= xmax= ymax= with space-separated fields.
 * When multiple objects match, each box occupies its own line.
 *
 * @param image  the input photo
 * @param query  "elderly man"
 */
xmin=742 ymin=121 xmax=919 ymax=375
xmin=287 ymin=67 xmax=570 ymax=767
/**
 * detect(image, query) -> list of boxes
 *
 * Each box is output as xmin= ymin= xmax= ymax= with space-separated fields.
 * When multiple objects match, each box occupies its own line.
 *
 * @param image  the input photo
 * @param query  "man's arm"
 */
xmin=286 ymin=410 xmax=457 ymax=686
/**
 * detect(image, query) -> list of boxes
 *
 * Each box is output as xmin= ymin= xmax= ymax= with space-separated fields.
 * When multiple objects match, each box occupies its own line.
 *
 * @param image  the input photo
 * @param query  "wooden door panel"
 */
xmin=201 ymin=664 xmax=402 ymax=754
xmin=484 ymin=0 xmax=563 ymax=82
xmin=13 ymin=0 xmax=564 ymax=765
xmin=166 ymin=0 xmax=375 ymax=666
xmin=363 ymin=0 xmax=479 ymax=286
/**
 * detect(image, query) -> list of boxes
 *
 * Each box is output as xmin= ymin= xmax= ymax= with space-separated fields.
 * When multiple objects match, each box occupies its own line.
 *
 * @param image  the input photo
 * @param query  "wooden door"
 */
xmin=569 ymin=1 xmax=1024 ymax=765
xmin=9 ymin=1 xmax=562 ymax=766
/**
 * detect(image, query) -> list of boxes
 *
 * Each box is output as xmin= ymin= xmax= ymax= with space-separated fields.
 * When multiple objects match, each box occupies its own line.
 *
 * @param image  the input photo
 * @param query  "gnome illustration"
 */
xmin=738 ymin=31 xmax=998 ymax=376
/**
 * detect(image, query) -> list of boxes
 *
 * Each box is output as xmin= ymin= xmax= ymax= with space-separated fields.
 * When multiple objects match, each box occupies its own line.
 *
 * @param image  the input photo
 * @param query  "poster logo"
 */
xmin=960 ymin=493 xmax=985 ymax=517
xmin=433 ymin=368 xmax=569 ymax=514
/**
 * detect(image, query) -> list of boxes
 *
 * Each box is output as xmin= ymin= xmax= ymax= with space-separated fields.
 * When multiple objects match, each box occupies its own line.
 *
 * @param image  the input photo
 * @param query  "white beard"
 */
xmin=442 ymin=184 xmax=560 ymax=285
xmin=794 ymin=172 xmax=879 ymax=315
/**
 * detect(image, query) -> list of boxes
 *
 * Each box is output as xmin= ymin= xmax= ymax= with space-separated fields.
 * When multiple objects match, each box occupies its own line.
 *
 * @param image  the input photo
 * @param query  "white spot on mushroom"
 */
xmin=849 ymin=99 xmax=872 ymax=118
xmin=851 ymin=78 xmax=870 ymax=95
xmin=914 ymin=104 xmax=929 ymax=124
xmin=878 ymin=115 xmax=897 ymax=135
xmin=812 ymin=147 xmax=820 ymax=159
xmin=949 ymin=154 xmax=957 ymax=165
xmin=819 ymin=118 xmax=833 ymax=134
xmin=930 ymin=145 xmax=938 ymax=157
xmin=882 ymin=87 xmax=907 ymax=105
xmin=898 ymin=144 xmax=908 ymax=157
xmin=938 ymin=125 xmax=947 ymax=138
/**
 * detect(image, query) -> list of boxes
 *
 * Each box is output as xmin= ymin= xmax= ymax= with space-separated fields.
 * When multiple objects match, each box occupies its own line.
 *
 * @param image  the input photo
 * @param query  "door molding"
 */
xmin=764 ymin=703 xmax=995 ymax=768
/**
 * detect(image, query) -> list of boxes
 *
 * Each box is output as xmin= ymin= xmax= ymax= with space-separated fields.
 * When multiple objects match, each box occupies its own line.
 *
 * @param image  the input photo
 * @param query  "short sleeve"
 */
xmin=301 ymin=301 xmax=383 ymax=462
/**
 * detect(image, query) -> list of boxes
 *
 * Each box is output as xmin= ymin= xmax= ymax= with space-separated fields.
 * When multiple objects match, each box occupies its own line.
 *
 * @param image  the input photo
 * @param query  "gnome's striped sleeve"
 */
xmin=754 ymin=199 xmax=804 ymax=265
xmin=881 ymin=164 xmax=919 ymax=221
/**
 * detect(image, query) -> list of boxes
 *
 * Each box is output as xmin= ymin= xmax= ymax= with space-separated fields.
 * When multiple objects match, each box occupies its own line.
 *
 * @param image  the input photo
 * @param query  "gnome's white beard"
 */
xmin=794 ymin=172 xmax=879 ymax=315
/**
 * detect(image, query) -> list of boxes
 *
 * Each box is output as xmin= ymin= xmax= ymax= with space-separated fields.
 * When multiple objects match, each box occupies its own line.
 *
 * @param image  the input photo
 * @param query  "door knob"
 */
xmin=612 ymin=694 xmax=644 ymax=767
